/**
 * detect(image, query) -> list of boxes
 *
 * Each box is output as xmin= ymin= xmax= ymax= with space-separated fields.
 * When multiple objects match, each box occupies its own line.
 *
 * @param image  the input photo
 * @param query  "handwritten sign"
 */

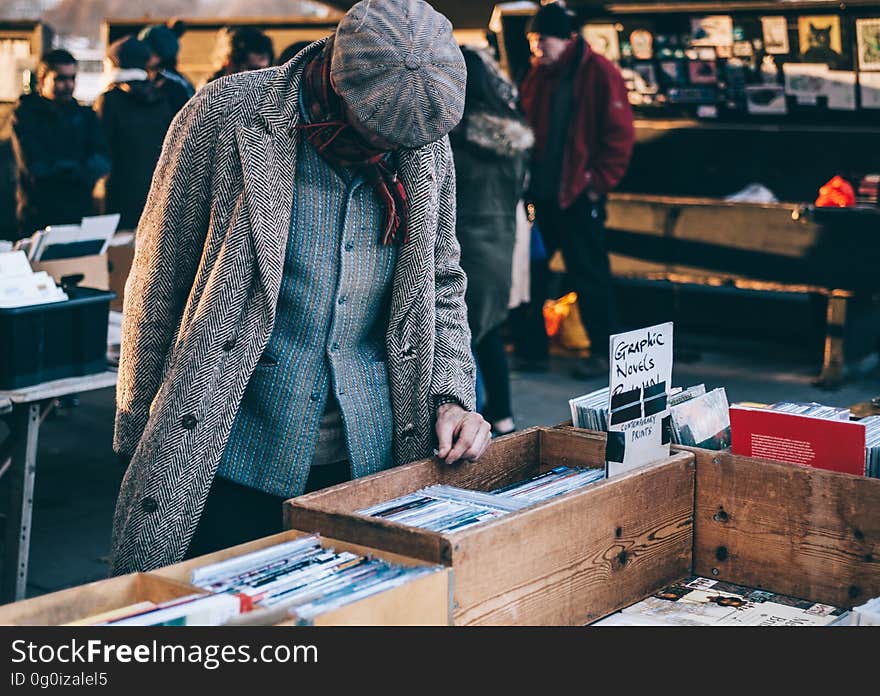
xmin=606 ymin=322 xmax=674 ymax=476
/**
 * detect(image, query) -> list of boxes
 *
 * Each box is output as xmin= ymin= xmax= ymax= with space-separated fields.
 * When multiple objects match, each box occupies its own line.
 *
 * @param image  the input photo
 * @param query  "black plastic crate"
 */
xmin=0 ymin=286 xmax=115 ymax=390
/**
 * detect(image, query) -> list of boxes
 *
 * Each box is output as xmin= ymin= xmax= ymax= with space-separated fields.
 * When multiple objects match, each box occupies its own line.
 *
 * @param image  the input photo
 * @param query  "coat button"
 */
xmin=401 ymin=422 xmax=415 ymax=437
xmin=222 ymin=337 xmax=236 ymax=351
xmin=181 ymin=414 xmax=198 ymax=430
xmin=141 ymin=497 xmax=158 ymax=514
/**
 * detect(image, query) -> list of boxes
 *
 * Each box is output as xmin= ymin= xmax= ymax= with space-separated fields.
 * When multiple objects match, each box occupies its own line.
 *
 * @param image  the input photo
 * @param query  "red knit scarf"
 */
xmin=296 ymin=37 xmax=409 ymax=245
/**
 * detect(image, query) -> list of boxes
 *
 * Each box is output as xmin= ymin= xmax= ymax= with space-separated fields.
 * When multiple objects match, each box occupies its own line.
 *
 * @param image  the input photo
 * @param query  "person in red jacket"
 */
xmin=517 ymin=2 xmax=635 ymax=378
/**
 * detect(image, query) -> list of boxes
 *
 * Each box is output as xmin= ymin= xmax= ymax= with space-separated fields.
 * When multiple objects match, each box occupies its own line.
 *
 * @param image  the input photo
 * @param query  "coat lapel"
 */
xmin=236 ymin=124 xmax=295 ymax=316
xmin=388 ymin=146 xmax=435 ymax=338
xmin=234 ymin=39 xmax=327 ymax=318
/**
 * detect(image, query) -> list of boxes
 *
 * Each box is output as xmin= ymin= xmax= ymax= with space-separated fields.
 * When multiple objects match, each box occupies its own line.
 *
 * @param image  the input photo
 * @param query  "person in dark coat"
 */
xmin=450 ymin=46 xmax=533 ymax=436
xmin=93 ymin=36 xmax=174 ymax=231
xmin=202 ymin=26 xmax=274 ymax=86
xmin=518 ymin=2 xmax=635 ymax=378
xmin=139 ymin=21 xmax=195 ymax=115
xmin=11 ymin=49 xmax=110 ymax=240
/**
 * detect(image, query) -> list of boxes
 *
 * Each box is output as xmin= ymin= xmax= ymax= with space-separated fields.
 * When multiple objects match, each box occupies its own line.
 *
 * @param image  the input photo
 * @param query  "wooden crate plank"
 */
xmin=306 ymin=569 xmax=450 ymax=626
xmin=539 ymin=428 xmax=607 ymax=469
xmin=451 ymin=453 xmax=695 ymax=625
xmin=0 ymin=573 xmax=200 ymax=626
xmin=690 ymin=447 xmax=880 ymax=608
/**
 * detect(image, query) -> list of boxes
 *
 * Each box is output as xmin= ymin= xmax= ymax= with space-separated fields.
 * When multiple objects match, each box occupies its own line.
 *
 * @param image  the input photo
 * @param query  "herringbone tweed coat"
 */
xmin=110 ymin=39 xmax=476 ymax=575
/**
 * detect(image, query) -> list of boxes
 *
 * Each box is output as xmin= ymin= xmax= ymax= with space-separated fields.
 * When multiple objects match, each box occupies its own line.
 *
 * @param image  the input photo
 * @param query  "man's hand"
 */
xmin=435 ymin=403 xmax=492 ymax=465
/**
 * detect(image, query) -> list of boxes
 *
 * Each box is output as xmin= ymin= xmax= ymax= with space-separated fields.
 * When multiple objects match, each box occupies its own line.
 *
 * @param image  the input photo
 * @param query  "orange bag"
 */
xmin=815 ymin=175 xmax=855 ymax=207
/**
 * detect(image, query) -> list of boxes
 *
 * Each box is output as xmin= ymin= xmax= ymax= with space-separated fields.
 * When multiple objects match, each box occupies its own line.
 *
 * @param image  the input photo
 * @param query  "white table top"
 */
xmin=0 ymin=370 xmax=117 ymax=404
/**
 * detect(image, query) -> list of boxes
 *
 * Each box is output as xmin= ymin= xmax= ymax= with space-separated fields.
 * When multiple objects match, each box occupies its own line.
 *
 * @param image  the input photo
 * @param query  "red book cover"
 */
xmin=729 ymin=406 xmax=866 ymax=476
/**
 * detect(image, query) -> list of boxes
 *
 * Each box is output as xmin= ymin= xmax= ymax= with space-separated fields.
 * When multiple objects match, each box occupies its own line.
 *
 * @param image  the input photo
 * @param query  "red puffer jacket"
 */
xmin=521 ymin=36 xmax=635 ymax=209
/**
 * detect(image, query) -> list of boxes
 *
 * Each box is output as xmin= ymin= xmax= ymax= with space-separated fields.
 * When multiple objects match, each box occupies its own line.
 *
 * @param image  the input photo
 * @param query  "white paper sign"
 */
xmin=606 ymin=322 xmax=674 ymax=477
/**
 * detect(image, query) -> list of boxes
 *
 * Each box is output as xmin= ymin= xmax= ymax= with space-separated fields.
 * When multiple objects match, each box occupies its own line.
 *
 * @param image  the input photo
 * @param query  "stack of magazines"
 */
xmin=769 ymin=401 xmax=851 ymax=420
xmin=569 ymin=383 xmax=732 ymax=452
xmin=669 ymin=386 xmax=731 ymax=450
xmin=358 ymin=485 xmax=527 ymax=533
xmin=189 ymin=535 xmax=438 ymax=621
xmin=861 ymin=415 xmax=880 ymax=478
xmin=568 ymin=387 xmax=610 ymax=430
xmin=491 ymin=466 xmax=605 ymax=504
xmin=359 ymin=467 xmax=606 ymax=533
xmin=591 ymin=575 xmax=850 ymax=626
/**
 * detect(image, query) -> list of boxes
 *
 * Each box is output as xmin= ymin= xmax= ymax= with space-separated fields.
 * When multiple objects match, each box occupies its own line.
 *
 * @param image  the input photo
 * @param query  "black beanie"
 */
xmin=527 ymin=3 xmax=574 ymax=39
xmin=106 ymin=36 xmax=152 ymax=70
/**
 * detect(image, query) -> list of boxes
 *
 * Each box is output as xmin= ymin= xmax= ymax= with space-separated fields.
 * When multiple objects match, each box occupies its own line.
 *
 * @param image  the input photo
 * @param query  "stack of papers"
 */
xmin=190 ymin=535 xmax=439 ymax=622
xmin=0 ymin=250 xmax=68 ymax=309
xmin=359 ymin=468 xmax=606 ymax=533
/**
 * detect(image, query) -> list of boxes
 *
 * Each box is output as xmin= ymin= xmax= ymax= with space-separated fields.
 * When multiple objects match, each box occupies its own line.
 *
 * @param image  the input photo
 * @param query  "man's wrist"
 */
xmin=434 ymin=395 xmax=465 ymax=413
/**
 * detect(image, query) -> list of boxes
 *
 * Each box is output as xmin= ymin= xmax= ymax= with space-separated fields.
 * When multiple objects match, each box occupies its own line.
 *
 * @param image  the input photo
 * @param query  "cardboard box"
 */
xmin=31 ymin=253 xmax=109 ymax=292
xmin=106 ymin=233 xmax=135 ymax=312
xmin=154 ymin=530 xmax=452 ymax=626
xmin=286 ymin=427 xmax=696 ymax=625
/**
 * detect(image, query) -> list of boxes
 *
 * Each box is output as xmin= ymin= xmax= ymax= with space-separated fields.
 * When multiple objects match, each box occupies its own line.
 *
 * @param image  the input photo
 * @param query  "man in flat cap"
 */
xmin=111 ymin=0 xmax=489 ymax=573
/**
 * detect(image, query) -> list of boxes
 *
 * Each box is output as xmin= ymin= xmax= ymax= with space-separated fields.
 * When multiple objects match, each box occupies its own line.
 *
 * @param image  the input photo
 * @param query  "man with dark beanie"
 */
xmin=93 ymin=36 xmax=174 ymax=231
xmin=110 ymin=0 xmax=489 ymax=573
xmin=139 ymin=21 xmax=195 ymax=114
xmin=518 ymin=2 xmax=635 ymax=378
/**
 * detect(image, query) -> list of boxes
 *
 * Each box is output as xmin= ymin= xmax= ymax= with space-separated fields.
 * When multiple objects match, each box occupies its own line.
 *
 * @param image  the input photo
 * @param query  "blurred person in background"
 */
xmin=11 ymin=49 xmax=110 ymax=240
xmin=93 ymin=36 xmax=174 ymax=232
xmin=450 ymin=46 xmax=533 ymax=436
xmin=203 ymin=26 xmax=274 ymax=85
xmin=517 ymin=2 xmax=634 ymax=378
xmin=139 ymin=19 xmax=194 ymax=114
xmin=276 ymin=40 xmax=314 ymax=66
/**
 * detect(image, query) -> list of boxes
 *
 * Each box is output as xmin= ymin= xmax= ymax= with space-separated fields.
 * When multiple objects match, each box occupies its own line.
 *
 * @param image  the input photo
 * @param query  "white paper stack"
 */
xmin=0 ymin=250 xmax=68 ymax=309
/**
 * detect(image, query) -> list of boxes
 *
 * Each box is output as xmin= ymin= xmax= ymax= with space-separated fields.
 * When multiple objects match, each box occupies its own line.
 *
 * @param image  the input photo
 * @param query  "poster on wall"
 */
xmin=630 ymin=29 xmax=653 ymax=60
xmin=690 ymin=15 xmax=734 ymax=47
xmin=798 ymin=15 xmax=843 ymax=66
xmin=745 ymin=85 xmax=787 ymax=114
xmin=582 ymin=23 xmax=620 ymax=62
xmin=856 ymin=18 xmax=880 ymax=70
xmin=688 ymin=60 xmax=718 ymax=84
xmin=761 ymin=16 xmax=790 ymax=55
xmin=859 ymin=72 xmax=880 ymax=108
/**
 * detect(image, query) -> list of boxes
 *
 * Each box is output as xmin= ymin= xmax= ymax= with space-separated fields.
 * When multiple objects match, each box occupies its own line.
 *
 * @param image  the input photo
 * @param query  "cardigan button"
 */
xmin=181 ymin=414 xmax=198 ymax=430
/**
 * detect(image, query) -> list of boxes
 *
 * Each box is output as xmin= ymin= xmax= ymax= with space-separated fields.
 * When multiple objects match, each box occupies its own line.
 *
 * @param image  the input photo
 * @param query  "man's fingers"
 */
xmin=462 ymin=421 xmax=492 ymax=461
xmin=444 ymin=416 xmax=483 ymax=464
xmin=436 ymin=413 xmax=457 ymax=459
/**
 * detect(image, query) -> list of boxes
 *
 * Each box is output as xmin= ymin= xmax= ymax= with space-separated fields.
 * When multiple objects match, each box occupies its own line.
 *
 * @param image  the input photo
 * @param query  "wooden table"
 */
xmin=0 ymin=371 xmax=118 ymax=603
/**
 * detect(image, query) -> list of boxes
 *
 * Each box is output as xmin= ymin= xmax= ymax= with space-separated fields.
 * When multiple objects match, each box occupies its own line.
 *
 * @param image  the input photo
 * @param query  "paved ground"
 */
xmin=4 ymin=337 xmax=880 ymax=600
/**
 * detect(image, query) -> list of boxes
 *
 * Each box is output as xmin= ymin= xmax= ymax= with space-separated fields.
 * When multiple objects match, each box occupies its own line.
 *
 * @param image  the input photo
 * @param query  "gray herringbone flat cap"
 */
xmin=331 ymin=0 xmax=466 ymax=148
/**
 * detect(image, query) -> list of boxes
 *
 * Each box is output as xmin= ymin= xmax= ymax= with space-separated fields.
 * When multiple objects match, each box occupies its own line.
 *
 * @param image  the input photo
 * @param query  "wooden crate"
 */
xmin=0 ymin=573 xmax=202 ymax=626
xmin=285 ymin=427 xmax=696 ymax=625
xmin=558 ymin=425 xmax=880 ymax=614
xmin=154 ymin=530 xmax=451 ymax=626
xmin=688 ymin=446 xmax=880 ymax=609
